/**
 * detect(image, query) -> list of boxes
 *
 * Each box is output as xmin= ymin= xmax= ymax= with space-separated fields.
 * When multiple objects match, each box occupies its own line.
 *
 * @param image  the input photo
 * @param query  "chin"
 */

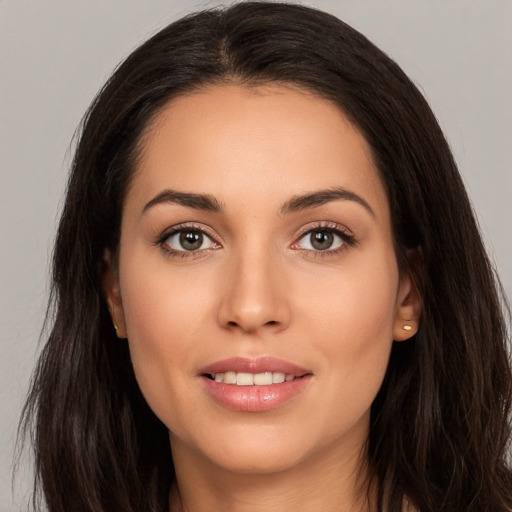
xmin=207 ymin=445 xmax=307 ymax=475
xmin=173 ymin=420 xmax=315 ymax=475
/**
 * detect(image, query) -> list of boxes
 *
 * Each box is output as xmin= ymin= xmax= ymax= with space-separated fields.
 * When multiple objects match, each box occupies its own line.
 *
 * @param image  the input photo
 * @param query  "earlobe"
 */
xmin=102 ymin=249 xmax=128 ymax=339
xmin=393 ymin=320 xmax=417 ymax=342
xmin=393 ymin=254 xmax=422 ymax=342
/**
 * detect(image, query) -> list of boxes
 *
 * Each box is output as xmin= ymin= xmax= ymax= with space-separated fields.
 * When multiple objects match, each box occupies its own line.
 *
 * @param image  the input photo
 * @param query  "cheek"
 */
xmin=297 ymin=249 xmax=399 ymax=406
xmin=120 ymin=246 xmax=217 ymax=339
xmin=300 ymin=248 xmax=399 ymax=344
xmin=118 ymin=255 xmax=216 ymax=422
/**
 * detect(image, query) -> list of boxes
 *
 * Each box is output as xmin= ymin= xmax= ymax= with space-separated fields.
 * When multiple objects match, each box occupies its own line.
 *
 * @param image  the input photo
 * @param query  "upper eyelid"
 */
xmin=293 ymin=220 xmax=353 ymax=238
xmin=158 ymin=222 xmax=221 ymax=243
xmin=291 ymin=221 xmax=356 ymax=251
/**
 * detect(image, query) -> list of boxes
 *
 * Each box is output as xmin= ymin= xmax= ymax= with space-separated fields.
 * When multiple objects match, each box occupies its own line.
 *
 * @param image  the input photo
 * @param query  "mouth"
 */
xmin=199 ymin=356 xmax=311 ymax=383
xmin=199 ymin=357 xmax=312 ymax=412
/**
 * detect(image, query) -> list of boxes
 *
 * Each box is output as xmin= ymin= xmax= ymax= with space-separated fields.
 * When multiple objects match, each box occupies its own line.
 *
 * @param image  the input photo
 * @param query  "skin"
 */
xmin=104 ymin=84 xmax=421 ymax=512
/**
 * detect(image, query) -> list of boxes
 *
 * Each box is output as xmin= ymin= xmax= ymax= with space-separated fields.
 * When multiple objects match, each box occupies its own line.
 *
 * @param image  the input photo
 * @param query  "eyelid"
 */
xmin=165 ymin=231 xmax=216 ymax=252
xmin=155 ymin=222 xmax=222 ymax=255
xmin=290 ymin=221 xmax=357 ymax=253
xmin=293 ymin=220 xmax=354 ymax=239
xmin=157 ymin=222 xmax=220 ymax=242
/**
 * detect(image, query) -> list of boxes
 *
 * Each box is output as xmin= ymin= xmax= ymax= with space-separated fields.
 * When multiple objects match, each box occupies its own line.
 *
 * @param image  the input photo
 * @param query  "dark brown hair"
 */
xmin=20 ymin=2 xmax=512 ymax=511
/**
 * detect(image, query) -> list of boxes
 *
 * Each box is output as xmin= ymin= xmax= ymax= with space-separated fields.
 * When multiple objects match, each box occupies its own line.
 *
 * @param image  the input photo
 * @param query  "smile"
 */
xmin=200 ymin=357 xmax=312 ymax=412
xmin=208 ymin=371 xmax=296 ymax=385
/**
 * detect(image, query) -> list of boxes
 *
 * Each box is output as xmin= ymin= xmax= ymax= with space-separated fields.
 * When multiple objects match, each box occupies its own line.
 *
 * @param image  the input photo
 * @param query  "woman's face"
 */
xmin=106 ymin=84 xmax=419 ymax=476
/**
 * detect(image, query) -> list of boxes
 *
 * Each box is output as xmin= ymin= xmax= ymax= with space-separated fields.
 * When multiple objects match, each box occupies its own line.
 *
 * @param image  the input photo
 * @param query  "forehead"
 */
xmin=127 ymin=84 xmax=388 ymax=218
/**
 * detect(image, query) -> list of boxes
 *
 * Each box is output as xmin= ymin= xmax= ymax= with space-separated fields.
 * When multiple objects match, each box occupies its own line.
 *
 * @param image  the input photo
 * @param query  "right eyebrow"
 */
xmin=141 ymin=188 xmax=223 ymax=215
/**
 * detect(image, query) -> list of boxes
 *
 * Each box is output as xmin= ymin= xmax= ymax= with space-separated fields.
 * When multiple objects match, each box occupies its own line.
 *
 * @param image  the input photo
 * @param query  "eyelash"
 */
xmin=155 ymin=221 xmax=357 ymax=259
xmin=292 ymin=221 xmax=357 ymax=258
xmin=155 ymin=223 xmax=220 ymax=259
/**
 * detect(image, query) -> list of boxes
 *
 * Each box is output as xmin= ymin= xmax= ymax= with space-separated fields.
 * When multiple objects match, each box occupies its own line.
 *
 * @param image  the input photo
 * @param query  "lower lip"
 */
xmin=201 ymin=375 xmax=312 ymax=412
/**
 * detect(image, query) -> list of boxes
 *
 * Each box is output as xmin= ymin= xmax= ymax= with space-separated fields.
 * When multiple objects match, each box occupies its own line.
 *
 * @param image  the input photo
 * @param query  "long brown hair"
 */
xmin=20 ymin=2 xmax=512 ymax=511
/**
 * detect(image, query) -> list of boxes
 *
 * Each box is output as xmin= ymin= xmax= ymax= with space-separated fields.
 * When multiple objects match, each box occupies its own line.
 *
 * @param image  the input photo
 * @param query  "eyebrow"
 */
xmin=142 ymin=189 xmax=223 ymax=214
xmin=280 ymin=187 xmax=375 ymax=217
xmin=142 ymin=186 xmax=374 ymax=217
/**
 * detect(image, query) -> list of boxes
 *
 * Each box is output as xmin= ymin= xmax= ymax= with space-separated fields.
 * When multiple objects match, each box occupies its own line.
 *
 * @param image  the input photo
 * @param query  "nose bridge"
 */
xmin=217 ymin=237 xmax=289 ymax=334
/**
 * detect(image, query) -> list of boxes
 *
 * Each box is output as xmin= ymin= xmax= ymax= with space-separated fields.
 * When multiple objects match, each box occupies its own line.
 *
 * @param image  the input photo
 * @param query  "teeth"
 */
xmin=253 ymin=372 xmax=272 ymax=385
xmin=224 ymin=371 xmax=237 ymax=384
xmin=236 ymin=372 xmax=254 ymax=386
xmin=210 ymin=371 xmax=296 ymax=385
xmin=272 ymin=372 xmax=285 ymax=383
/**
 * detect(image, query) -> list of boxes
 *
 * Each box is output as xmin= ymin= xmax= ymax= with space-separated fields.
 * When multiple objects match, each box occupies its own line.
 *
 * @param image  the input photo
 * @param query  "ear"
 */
xmin=392 ymin=249 xmax=422 ymax=342
xmin=102 ymin=249 xmax=128 ymax=339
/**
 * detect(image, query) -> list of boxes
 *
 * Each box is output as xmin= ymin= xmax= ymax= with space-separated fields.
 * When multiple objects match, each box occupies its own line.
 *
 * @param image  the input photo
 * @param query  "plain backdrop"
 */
xmin=1 ymin=1 xmax=511 ymax=509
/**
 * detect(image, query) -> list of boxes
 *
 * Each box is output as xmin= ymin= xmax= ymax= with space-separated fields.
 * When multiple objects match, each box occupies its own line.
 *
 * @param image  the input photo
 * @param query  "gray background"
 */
xmin=1 ymin=1 xmax=510 ymax=509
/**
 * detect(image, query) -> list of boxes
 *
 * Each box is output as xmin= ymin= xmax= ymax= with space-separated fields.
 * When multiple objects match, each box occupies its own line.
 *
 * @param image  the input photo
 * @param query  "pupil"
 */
xmin=311 ymin=231 xmax=333 ymax=250
xmin=180 ymin=231 xmax=203 ymax=251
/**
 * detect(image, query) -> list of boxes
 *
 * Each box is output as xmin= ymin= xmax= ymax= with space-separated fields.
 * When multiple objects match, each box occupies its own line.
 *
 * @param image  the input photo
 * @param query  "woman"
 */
xmin=20 ymin=2 xmax=512 ymax=511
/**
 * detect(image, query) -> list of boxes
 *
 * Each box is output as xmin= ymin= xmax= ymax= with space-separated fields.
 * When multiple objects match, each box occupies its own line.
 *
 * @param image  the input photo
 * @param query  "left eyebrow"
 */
xmin=280 ymin=187 xmax=375 ymax=217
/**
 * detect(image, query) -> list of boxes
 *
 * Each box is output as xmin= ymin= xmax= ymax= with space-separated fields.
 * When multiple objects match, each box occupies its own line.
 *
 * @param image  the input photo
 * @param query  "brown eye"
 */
xmin=164 ymin=229 xmax=216 ymax=252
xmin=179 ymin=231 xmax=204 ymax=251
xmin=310 ymin=231 xmax=334 ymax=251
xmin=293 ymin=227 xmax=349 ymax=253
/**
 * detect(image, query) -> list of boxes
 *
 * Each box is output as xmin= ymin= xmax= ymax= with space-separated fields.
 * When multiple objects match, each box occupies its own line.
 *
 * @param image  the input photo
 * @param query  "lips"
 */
xmin=199 ymin=357 xmax=312 ymax=412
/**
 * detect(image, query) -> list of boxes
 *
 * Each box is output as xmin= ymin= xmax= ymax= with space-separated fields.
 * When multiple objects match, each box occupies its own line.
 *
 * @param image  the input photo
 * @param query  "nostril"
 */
xmin=224 ymin=319 xmax=278 ymax=331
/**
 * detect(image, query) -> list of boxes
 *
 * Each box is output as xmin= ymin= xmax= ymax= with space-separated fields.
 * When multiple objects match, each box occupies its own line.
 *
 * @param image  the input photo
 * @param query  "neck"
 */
xmin=168 ymin=435 xmax=377 ymax=512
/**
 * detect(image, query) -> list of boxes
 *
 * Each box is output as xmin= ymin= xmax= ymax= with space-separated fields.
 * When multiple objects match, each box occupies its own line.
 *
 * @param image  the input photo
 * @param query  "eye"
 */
xmin=163 ymin=229 xmax=218 ymax=252
xmin=297 ymin=230 xmax=343 ymax=251
xmin=292 ymin=224 xmax=355 ymax=253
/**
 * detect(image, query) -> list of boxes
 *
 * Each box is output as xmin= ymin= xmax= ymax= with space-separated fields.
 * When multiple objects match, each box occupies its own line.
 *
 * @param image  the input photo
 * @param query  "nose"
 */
xmin=217 ymin=248 xmax=291 ymax=335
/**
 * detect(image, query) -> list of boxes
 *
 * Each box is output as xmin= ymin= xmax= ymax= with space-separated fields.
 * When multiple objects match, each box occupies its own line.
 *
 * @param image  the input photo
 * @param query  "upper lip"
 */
xmin=199 ymin=357 xmax=311 ymax=377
